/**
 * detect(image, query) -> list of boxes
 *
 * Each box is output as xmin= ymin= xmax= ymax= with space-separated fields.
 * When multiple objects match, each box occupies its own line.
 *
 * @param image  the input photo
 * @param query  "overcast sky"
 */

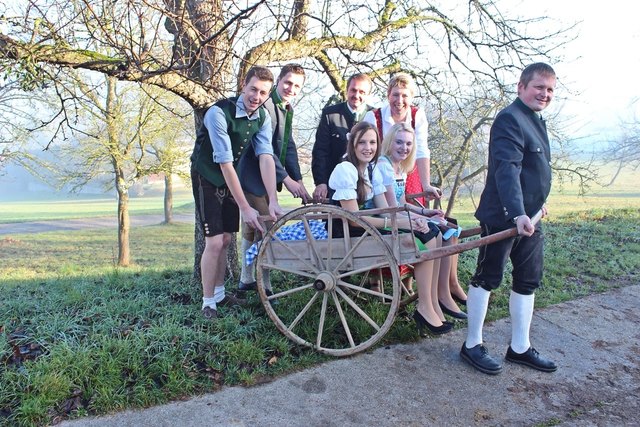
xmin=533 ymin=0 xmax=640 ymax=144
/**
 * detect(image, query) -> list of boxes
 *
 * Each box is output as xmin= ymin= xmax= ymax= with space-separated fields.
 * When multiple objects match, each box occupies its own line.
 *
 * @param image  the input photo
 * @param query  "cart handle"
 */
xmin=405 ymin=189 xmax=442 ymax=204
xmin=416 ymin=210 xmax=544 ymax=262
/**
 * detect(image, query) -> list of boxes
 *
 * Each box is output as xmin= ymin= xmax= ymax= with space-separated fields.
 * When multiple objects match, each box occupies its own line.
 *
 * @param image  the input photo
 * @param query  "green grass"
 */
xmin=1 ymin=165 xmax=640 ymax=426
xmin=1 ymin=209 xmax=639 ymax=426
xmin=3 ymin=162 xmax=638 ymax=225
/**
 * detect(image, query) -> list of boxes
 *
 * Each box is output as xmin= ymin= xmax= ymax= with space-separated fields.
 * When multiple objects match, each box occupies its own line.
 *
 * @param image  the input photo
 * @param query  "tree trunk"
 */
xmin=192 ymin=111 xmax=205 ymax=284
xmin=165 ymin=0 xmax=231 ymax=283
xmin=227 ymin=237 xmax=239 ymax=284
xmin=446 ymin=163 xmax=465 ymax=217
xmin=163 ymin=173 xmax=173 ymax=224
xmin=117 ymin=180 xmax=131 ymax=266
xmin=105 ymin=75 xmax=131 ymax=267
xmin=607 ymin=159 xmax=625 ymax=186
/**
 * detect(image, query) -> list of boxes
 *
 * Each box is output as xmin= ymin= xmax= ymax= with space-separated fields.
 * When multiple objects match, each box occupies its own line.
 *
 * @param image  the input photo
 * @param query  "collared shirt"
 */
xmin=346 ymin=103 xmax=367 ymax=122
xmin=203 ymin=95 xmax=273 ymax=164
xmin=363 ymin=104 xmax=430 ymax=159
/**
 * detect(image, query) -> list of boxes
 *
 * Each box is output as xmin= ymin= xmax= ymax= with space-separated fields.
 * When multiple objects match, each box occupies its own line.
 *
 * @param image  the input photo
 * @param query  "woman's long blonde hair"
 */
xmin=381 ymin=122 xmax=416 ymax=175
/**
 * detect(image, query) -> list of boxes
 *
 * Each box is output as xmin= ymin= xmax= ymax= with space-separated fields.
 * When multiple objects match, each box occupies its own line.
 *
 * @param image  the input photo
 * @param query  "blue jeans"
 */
xmin=470 ymin=222 xmax=544 ymax=295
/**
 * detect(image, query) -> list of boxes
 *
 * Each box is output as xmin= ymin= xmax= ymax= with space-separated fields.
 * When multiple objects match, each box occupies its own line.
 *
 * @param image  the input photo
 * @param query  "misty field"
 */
xmin=2 ymin=162 xmax=639 ymax=225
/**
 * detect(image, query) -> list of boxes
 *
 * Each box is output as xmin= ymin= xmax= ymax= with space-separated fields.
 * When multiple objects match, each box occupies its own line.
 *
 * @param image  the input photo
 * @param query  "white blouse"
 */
xmin=376 ymin=156 xmax=403 ymax=187
xmin=329 ymin=162 xmax=386 ymax=203
xmin=377 ymin=156 xmax=407 ymax=204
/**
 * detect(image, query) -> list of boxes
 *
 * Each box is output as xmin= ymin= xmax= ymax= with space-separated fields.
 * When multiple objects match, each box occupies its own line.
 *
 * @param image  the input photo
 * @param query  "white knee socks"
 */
xmin=239 ymin=238 xmax=256 ymax=284
xmin=203 ymin=284 xmax=226 ymax=308
xmin=509 ymin=291 xmax=534 ymax=353
xmin=465 ymin=286 xmax=491 ymax=348
xmin=213 ymin=284 xmax=226 ymax=303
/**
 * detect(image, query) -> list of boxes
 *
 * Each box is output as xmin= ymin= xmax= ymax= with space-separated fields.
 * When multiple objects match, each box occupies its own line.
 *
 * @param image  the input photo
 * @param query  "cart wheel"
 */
xmin=256 ymin=204 xmax=401 ymax=357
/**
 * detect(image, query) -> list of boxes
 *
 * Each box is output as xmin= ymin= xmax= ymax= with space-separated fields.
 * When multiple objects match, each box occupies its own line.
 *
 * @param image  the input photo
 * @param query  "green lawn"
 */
xmin=1 ymin=165 xmax=640 ymax=426
xmin=3 ymin=162 xmax=638 ymax=225
xmin=1 ymin=209 xmax=639 ymax=426
xmin=0 ymin=194 xmax=195 ymax=224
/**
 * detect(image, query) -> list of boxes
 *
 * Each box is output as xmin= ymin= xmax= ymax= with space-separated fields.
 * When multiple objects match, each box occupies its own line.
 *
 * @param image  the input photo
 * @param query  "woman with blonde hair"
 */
xmin=329 ymin=121 xmax=452 ymax=335
xmin=363 ymin=72 xmax=440 ymax=206
xmin=378 ymin=123 xmax=467 ymax=320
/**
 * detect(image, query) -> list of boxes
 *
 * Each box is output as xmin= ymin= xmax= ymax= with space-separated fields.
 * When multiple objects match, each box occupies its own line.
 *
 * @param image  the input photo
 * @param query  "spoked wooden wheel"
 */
xmin=255 ymin=204 xmax=401 ymax=357
xmin=362 ymin=266 xmax=417 ymax=308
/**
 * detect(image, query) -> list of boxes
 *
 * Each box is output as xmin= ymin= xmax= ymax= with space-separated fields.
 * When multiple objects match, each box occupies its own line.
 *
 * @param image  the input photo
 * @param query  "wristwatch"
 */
xmin=511 ymin=215 xmax=521 ymax=224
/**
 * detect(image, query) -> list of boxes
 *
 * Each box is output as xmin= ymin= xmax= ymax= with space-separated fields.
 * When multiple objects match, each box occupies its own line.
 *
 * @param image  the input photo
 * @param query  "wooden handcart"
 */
xmin=255 ymin=203 xmax=541 ymax=357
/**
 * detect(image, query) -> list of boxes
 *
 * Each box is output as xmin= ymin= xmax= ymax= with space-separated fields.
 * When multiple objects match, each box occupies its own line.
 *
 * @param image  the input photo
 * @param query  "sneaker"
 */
xmin=218 ymin=293 xmax=247 ymax=308
xmin=202 ymin=306 xmax=218 ymax=320
xmin=460 ymin=342 xmax=503 ymax=375
xmin=505 ymin=346 xmax=557 ymax=372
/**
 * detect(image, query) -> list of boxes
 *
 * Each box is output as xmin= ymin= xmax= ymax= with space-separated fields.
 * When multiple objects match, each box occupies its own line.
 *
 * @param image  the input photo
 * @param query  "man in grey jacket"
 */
xmin=238 ymin=63 xmax=310 ymax=293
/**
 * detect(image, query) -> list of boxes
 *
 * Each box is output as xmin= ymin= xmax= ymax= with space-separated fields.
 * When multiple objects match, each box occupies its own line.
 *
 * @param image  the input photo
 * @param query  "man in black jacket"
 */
xmin=238 ymin=64 xmax=310 ymax=292
xmin=312 ymin=73 xmax=373 ymax=201
xmin=460 ymin=63 xmax=558 ymax=375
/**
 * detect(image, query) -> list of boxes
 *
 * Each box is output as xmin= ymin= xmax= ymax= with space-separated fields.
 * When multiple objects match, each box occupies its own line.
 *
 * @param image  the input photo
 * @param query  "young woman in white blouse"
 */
xmin=378 ymin=123 xmax=468 ymax=320
xmin=328 ymin=121 xmax=453 ymax=335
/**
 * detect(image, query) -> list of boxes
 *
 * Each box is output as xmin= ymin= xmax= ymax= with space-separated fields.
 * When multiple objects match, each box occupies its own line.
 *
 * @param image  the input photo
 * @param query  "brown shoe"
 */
xmin=202 ymin=306 xmax=218 ymax=320
xmin=218 ymin=293 xmax=246 ymax=308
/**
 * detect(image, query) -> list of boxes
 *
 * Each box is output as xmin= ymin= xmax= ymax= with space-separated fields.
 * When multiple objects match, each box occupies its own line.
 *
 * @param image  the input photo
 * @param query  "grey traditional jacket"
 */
xmin=312 ymin=102 xmax=372 ymax=187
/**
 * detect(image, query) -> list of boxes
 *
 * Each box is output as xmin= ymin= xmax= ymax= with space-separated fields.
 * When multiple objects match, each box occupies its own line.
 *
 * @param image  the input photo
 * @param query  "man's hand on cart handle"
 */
xmin=515 ymin=216 xmax=534 ymax=237
xmin=515 ymin=207 xmax=546 ymax=237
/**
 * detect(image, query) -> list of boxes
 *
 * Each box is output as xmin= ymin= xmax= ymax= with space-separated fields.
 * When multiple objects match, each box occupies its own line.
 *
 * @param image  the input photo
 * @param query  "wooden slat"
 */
xmin=266 ymin=234 xmax=415 ymax=272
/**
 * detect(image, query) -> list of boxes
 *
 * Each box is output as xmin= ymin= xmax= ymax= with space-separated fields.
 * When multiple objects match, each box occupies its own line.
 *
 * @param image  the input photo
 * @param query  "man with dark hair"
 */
xmin=312 ymin=73 xmax=373 ymax=201
xmin=190 ymin=65 xmax=283 ymax=320
xmin=460 ymin=62 xmax=558 ymax=374
xmin=238 ymin=63 xmax=310 ymax=292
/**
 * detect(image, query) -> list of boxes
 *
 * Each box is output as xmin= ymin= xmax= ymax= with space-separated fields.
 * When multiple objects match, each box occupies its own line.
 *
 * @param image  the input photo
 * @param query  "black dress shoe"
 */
xmin=505 ymin=346 xmax=557 ymax=372
xmin=412 ymin=310 xmax=453 ymax=337
xmin=439 ymin=301 xmax=468 ymax=319
xmin=460 ymin=342 xmax=503 ymax=375
xmin=238 ymin=281 xmax=257 ymax=292
xmin=451 ymin=294 xmax=467 ymax=306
